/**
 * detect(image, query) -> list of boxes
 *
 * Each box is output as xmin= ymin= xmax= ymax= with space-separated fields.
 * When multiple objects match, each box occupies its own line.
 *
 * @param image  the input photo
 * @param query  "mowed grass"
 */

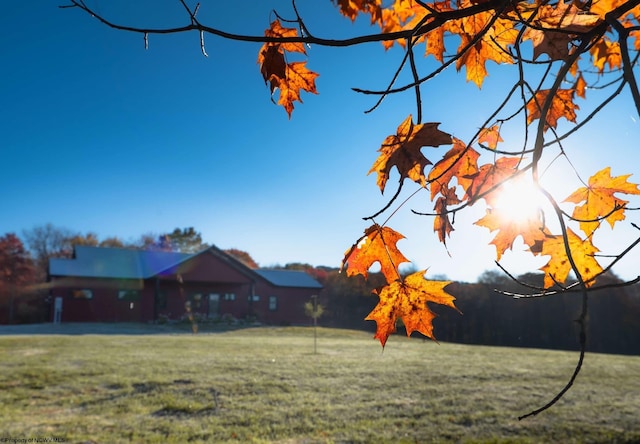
xmin=1 ymin=327 xmax=639 ymax=443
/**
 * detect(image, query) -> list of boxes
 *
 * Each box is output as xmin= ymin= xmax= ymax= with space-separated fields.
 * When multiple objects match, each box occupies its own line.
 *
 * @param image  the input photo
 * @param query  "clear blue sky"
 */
xmin=2 ymin=1 xmax=640 ymax=283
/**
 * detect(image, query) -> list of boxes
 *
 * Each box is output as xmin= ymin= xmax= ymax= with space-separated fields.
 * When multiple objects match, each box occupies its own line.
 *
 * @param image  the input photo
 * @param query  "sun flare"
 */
xmin=492 ymin=176 xmax=546 ymax=223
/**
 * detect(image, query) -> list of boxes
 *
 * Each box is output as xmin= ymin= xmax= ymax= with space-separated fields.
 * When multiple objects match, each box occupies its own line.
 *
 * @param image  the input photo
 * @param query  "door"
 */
xmin=208 ymin=293 xmax=220 ymax=318
xmin=53 ymin=297 xmax=63 ymax=324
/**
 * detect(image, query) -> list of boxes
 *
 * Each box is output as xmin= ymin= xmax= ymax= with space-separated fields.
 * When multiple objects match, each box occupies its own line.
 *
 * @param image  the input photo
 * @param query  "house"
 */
xmin=48 ymin=245 xmax=323 ymax=325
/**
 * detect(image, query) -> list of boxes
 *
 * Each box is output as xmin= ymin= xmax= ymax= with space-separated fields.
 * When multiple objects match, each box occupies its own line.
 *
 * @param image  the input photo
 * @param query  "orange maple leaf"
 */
xmin=539 ymin=228 xmax=603 ymax=288
xmin=276 ymin=62 xmax=319 ymax=116
xmin=474 ymin=208 xmax=547 ymax=260
xmin=590 ymin=38 xmax=622 ymax=72
xmin=366 ymin=270 xmax=458 ymax=347
xmin=428 ymin=137 xmax=480 ymax=200
xmin=523 ymin=0 xmax=600 ymax=60
xmin=433 ymin=186 xmax=461 ymax=244
xmin=333 ymin=0 xmax=383 ymax=24
xmin=465 ymin=157 xmax=521 ymax=205
xmin=478 ymin=125 xmax=503 ymax=150
xmin=369 ymin=115 xmax=452 ymax=193
xmin=564 ymin=167 xmax=640 ymax=237
xmin=258 ymin=20 xmax=319 ymax=117
xmin=574 ymin=73 xmax=587 ymax=99
xmin=526 ymin=89 xmax=579 ymax=130
xmin=590 ymin=0 xmax=628 ymax=20
xmin=342 ymin=224 xmax=409 ymax=284
xmin=450 ymin=2 xmax=516 ymax=87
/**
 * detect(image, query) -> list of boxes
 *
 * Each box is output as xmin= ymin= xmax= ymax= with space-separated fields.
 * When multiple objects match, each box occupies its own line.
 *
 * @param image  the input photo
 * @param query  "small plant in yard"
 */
xmin=304 ymin=295 xmax=324 ymax=354
xmin=183 ymin=301 xmax=198 ymax=334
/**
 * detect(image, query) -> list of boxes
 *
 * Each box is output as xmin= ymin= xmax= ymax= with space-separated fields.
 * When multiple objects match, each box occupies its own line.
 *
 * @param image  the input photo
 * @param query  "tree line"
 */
xmin=315 ymin=268 xmax=640 ymax=356
xmin=2 ymin=225 xmax=639 ymax=356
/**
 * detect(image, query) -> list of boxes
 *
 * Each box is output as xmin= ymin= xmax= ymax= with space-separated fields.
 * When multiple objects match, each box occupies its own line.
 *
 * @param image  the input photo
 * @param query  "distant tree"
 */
xmin=65 ymin=232 xmax=99 ymax=248
xmin=0 ymin=233 xmax=35 ymax=323
xmin=99 ymin=236 xmax=125 ymax=248
xmin=159 ymin=227 xmax=208 ymax=253
xmin=224 ymin=248 xmax=259 ymax=269
xmin=22 ymin=224 xmax=73 ymax=281
xmin=132 ymin=232 xmax=163 ymax=250
xmin=477 ymin=270 xmax=512 ymax=286
xmin=279 ymin=262 xmax=312 ymax=271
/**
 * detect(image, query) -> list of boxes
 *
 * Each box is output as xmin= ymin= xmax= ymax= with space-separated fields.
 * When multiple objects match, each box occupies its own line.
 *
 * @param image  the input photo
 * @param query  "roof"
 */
xmin=49 ymin=246 xmax=192 ymax=279
xmin=49 ymin=246 xmax=323 ymax=289
xmin=255 ymin=269 xmax=323 ymax=289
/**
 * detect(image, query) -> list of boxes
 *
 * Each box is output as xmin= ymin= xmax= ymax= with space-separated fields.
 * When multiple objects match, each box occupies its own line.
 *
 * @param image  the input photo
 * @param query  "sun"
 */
xmin=492 ymin=176 xmax=546 ymax=223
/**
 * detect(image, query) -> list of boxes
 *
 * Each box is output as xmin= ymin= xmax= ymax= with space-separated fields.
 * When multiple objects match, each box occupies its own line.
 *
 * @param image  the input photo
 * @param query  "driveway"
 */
xmin=0 ymin=322 xmax=189 ymax=335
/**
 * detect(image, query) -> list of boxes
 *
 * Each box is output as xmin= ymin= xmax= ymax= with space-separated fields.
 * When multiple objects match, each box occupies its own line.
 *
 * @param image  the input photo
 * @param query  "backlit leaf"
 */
xmin=369 ymin=115 xmax=452 ymax=193
xmin=478 ymin=125 xmax=503 ymax=150
xmin=523 ymin=0 xmax=600 ymax=60
xmin=465 ymin=157 xmax=521 ymax=206
xmin=433 ymin=186 xmax=461 ymax=244
xmin=366 ymin=270 xmax=458 ymax=347
xmin=342 ymin=224 xmax=409 ymax=284
xmin=539 ymin=229 xmax=603 ymax=288
xmin=526 ymin=89 xmax=579 ymax=130
xmin=474 ymin=208 xmax=547 ymax=260
xmin=428 ymin=138 xmax=480 ymax=200
xmin=590 ymin=38 xmax=622 ymax=72
xmin=564 ymin=167 xmax=640 ymax=237
xmin=258 ymin=20 xmax=319 ymax=117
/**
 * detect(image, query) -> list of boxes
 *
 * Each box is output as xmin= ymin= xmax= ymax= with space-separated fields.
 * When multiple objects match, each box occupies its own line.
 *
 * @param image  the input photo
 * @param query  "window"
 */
xmin=71 ymin=289 xmax=93 ymax=299
xmin=118 ymin=290 xmax=141 ymax=301
xmin=269 ymin=296 xmax=278 ymax=311
xmin=224 ymin=293 xmax=236 ymax=301
xmin=190 ymin=293 xmax=203 ymax=309
xmin=248 ymin=294 xmax=260 ymax=302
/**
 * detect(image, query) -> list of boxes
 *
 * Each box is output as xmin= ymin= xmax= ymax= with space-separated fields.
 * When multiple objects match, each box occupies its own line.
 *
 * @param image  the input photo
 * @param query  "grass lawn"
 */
xmin=0 ymin=326 xmax=639 ymax=443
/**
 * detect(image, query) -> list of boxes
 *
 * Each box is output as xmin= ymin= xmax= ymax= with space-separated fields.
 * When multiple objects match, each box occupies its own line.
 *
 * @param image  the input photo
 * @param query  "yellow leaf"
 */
xmin=564 ymin=167 xmax=640 ymax=237
xmin=539 ymin=229 xmax=603 ymax=288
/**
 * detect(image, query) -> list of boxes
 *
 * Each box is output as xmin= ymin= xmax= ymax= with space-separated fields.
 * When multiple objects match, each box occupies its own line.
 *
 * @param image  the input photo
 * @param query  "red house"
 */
xmin=48 ymin=245 xmax=323 ymax=325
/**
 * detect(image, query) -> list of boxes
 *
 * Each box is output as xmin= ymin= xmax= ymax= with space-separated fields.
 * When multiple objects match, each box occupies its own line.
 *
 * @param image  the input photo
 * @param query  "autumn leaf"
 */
xmin=433 ymin=186 xmax=461 ymax=244
xmin=539 ymin=229 xmax=603 ymax=288
xmin=590 ymin=0 xmax=628 ymax=20
xmin=342 ymin=224 xmax=409 ymax=283
xmin=369 ymin=115 xmax=452 ymax=193
xmin=523 ymin=0 xmax=600 ymax=60
xmin=332 ymin=0 xmax=383 ymax=24
xmin=428 ymin=137 xmax=480 ymax=200
xmin=366 ymin=270 xmax=458 ymax=347
xmin=465 ymin=157 xmax=521 ymax=206
xmin=478 ymin=125 xmax=503 ymax=150
xmin=258 ymin=20 xmax=319 ymax=117
xmin=276 ymin=62 xmax=319 ymax=116
xmin=564 ymin=167 xmax=640 ymax=237
xmin=590 ymin=38 xmax=622 ymax=72
xmin=526 ymin=89 xmax=579 ymax=130
xmin=574 ymin=73 xmax=587 ymax=99
xmin=474 ymin=208 xmax=547 ymax=260
xmin=451 ymin=2 xmax=516 ymax=87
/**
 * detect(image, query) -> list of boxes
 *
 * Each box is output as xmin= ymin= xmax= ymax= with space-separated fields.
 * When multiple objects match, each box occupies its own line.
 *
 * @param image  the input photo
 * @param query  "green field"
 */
xmin=0 ymin=326 xmax=639 ymax=443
